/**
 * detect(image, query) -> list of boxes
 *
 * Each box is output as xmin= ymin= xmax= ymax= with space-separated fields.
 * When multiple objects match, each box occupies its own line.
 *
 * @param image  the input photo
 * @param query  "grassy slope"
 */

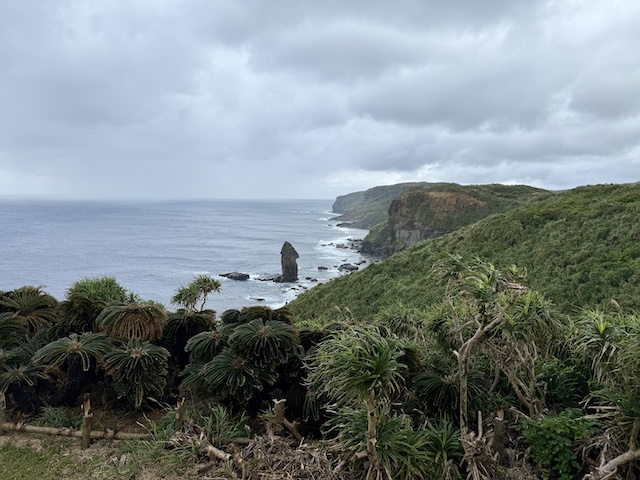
xmin=290 ymin=183 xmax=640 ymax=322
xmin=0 ymin=434 xmax=200 ymax=480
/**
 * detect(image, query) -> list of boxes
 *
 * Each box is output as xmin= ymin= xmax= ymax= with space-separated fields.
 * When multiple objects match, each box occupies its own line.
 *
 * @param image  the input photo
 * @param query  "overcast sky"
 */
xmin=1 ymin=0 xmax=639 ymax=199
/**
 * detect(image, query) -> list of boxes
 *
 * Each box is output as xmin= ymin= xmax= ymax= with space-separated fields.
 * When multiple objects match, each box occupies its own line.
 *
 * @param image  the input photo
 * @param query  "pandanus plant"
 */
xmin=306 ymin=326 xmax=407 ymax=480
xmin=166 ymin=275 xmax=220 ymax=370
xmin=171 ymin=275 xmax=221 ymax=312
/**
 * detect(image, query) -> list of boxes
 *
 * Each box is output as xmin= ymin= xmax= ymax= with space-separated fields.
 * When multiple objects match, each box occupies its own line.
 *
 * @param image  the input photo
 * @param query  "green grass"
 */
xmin=0 ymin=434 xmax=198 ymax=480
xmin=0 ymin=439 xmax=118 ymax=480
xmin=291 ymin=183 xmax=640 ymax=323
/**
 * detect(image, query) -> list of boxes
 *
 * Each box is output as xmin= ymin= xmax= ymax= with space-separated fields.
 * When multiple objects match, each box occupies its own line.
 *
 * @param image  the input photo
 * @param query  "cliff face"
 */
xmin=331 ymin=182 xmax=455 ymax=229
xmin=389 ymin=191 xmax=486 ymax=247
xmin=360 ymin=184 xmax=549 ymax=256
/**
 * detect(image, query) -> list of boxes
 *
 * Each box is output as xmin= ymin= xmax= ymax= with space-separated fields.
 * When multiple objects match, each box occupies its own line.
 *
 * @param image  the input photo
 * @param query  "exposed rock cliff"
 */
xmin=391 ymin=191 xmax=485 ymax=244
xmin=331 ymin=182 xmax=437 ymax=229
xmin=361 ymin=184 xmax=548 ymax=256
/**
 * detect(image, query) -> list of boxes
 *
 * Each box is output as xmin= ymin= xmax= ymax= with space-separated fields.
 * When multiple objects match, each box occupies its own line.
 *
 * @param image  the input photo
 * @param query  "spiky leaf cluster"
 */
xmin=185 ymin=329 xmax=228 ymax=364
xmin=195 ymin=348 xmax=276 ymax=404
xmin=221 ymin=306 xmax=293 ymax=326
xmin=98 ymin=302 xmax=167 ymax=342
xmin=0 ymin=363 xmax=49 ymax=393
xmin=104 ymin=341 xmax=169 ymax=409
xmin=182 ymin=306 xmax=301 ymax=405
xmin=163 ymin=309 xmax=215 ymax=341
xmin=171 ymin=275 xmax=221 ymax=311
xmin=306 ymin=326 xmax=406 ymax=407
xmin=33 ymin=332 xmax=113 ymax=371
xmin=0 ymin=316 xmax=26 ymax=348
xmin=414 ymin=369 xmax=488 ymax=418
xmin=329 ymin=406 xmax=458 ymax=480
xmin=229 ymin=319 xmax=298 ymax=368
xmin=0 ymin=286 xmax=58 ymax=336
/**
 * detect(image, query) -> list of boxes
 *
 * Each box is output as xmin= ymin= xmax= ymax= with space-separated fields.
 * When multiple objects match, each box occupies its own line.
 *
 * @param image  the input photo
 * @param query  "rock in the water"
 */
xmin=317 ymin=266 xmax=328 ymax=270
xmin=339 ymin=263 xmax=359 ymax=272
xmin=256 ymin=273 xmax=281 ymax=282
xmin=277 ymin=241 xmax=299 ymax=282
xmin=220 ymin=272 xmax=250 ymax=281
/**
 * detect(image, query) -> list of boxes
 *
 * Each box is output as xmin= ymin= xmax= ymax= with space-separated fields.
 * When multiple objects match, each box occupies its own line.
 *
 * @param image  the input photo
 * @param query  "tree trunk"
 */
xmin=459 ymin=349 xmax=470 ymax=432
xmin=51 ymin=356 xmax=89 ymax=407
xmin=587 ymin=419 xmax=640 ymax=480
xmin=0 ymin=392 xmax=5 ymax=435
xmin=365 ymin=393 xmax=378 ymax=480
xmin=273 ymin=399 xmax=303 ymax=443
xmin=491 ymin=409 xmax=506 ymax=465
xmin=589 ymin=449 xmax=640 ymax=480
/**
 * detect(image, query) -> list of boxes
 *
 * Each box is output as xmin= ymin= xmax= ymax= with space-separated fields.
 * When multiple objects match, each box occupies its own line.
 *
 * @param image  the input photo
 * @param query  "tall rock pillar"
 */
xmin=280 ymin=241 xmax=299 ymax=282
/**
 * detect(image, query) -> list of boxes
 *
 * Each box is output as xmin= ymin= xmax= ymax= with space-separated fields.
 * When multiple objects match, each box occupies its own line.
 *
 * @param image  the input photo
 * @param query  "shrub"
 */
xmin=104 ymin=341 xmax=170 ymax=409
xmin=521 ymin=408 xmax=596 ymax=480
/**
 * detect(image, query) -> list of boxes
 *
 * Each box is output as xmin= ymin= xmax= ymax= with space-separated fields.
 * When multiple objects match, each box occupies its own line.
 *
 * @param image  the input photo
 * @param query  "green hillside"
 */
xmin=291 ymin=183 xmax=640 ymax=322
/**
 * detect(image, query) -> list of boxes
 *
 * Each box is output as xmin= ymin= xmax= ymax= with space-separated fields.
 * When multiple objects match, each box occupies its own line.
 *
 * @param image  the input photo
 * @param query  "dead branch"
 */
xmin=1 ymin=422 xmax=152 ymax=440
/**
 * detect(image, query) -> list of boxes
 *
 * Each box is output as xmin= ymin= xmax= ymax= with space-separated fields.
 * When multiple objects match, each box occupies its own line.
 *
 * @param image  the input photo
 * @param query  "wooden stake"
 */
xmin=81 ymin=393 xmax=93 ymax=449
xmin=175 ymin=397 xmax=186 ymax=430
xmin=0 ymin=392 xmax=6 ymax=435
xmin=273 ymin=399 xmax=303 ymax=443
xmin=273 ymin=399 xmax=285 ymax=436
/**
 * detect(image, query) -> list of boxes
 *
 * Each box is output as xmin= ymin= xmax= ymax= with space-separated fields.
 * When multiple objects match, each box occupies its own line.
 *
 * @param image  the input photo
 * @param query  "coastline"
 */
xmin=0 ymin=199 xmax=376 ymax=314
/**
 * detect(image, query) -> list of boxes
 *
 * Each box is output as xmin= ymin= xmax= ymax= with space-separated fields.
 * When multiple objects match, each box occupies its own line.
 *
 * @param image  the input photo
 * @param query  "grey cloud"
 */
xmin=0 ymin=0 xmax=639 ymax=199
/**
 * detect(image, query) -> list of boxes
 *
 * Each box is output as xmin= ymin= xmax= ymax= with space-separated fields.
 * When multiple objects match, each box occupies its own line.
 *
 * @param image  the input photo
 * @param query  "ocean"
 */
xmin=0 ymin=199 xmax=373 ymax=313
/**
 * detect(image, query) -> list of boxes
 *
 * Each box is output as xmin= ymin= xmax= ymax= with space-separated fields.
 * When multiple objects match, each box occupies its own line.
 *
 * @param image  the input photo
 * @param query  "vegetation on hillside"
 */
xmin=291 ymin=183 xmax=640 ymax=321
xmin=2 ymin=182 xmax=640 ymax=479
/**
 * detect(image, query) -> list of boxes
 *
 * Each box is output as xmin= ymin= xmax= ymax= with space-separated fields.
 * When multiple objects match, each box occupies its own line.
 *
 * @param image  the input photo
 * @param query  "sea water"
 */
xmin=0 ymin=199 xmax=373 ymax=313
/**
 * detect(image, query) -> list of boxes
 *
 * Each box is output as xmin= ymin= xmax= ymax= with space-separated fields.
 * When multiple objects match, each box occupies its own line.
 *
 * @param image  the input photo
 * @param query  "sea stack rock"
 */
xmin=279 ymin=241 xmax=299 ymax=282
